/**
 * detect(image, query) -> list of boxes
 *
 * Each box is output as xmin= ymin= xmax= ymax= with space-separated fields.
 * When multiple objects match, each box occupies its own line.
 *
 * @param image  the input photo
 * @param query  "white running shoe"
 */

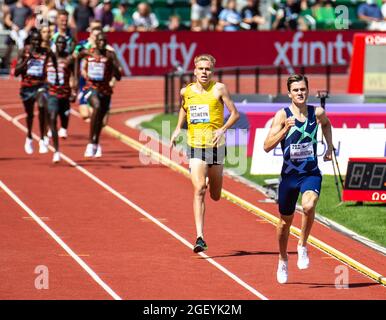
xmin=44 ymin=135 xmax=49 ymax=146
xmin=52 ymin=152 xmax=60 ymax=163
xmin=94 ymin=144 xmax=102 ymax=158
xmin=84 ymin=143 xmax=96 ymax=157
xmin=58 ymin=128 xmax=68 ymax=139
xmin=297 ymin=245 xmax=310 ymax=270
xmin=24 ymin=137 xmax=33 ymax=154
xmin=277 ymin=259 xmax=288 ymax=284
xmin=39 ymin=139 xmax=48 ymax=154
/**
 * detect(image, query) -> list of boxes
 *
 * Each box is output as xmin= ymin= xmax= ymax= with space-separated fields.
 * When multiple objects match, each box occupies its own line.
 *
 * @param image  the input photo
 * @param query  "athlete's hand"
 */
xmin=283 ymin=116 xmax=296 ymax=132
xmin=324 ymin=146 xmax=333 ymax=162
xmin=22 ymin=52 xmax=31 ymax=64
xmin=213 ymin=128 xmax=226 ymax=146
xmin=81 ymin=69 xmax=87 ymax=79
xmin=170 ymin=128 xmax=180 ymax=148
xmin=69 ymin=91 xmax=77 ymax=103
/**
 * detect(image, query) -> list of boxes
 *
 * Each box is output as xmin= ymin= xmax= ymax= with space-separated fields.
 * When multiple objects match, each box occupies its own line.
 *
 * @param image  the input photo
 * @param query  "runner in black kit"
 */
xmin=15 ymin=28 xmax=56 ymax=154
xmin=80 ymin=32 xmax=122 ymax=158
xmin=46 ymin=35 xmax=76 ymax=163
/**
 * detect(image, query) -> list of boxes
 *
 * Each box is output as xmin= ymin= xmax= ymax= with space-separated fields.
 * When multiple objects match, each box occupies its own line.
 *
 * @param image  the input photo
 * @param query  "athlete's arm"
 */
xmin=213 ymin=82 xmax=240 ymax=146
xmin=48 ymin=50 xmax=59 ymax=86
xmin=170 ymin=88 xmax=187 ymax=148
xmin=80 ymin=54 xmax=88 ymax=79
xmin=73 ymin=54 xmax=80 ymax=87
xmin=14 ymin=48 xmax=29 ymax=77
xmin=68 ymin=56 xmax=78 ymax=102
xmin=263 ymin=109 xmax=294 ymax=153
xmin=316 ymin=106 xmax=333 ymax=161
xmin=106 ymin=44 xmax=115 ymax=52
xmin=109 ymin=51 xmax=122 ymax=81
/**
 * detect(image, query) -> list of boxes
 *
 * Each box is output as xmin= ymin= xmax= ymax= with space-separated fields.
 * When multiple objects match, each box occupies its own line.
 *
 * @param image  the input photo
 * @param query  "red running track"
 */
xmin=0 ymin=78 xmax=385 ymax=300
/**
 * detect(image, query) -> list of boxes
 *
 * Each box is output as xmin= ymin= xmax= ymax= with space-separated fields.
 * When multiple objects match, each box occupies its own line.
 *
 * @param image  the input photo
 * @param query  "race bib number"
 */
xmin=290 ymin=142 xmax=314 ymax=161
xmin=189 ymin=104 xmax=210 ymax=124
xmin=88 ymin=62 xmax=105 ymax=81
xmin=27 ymin=59 xmax=44 ymax=77
xmin=47 ymin=70 xmax=64 ymax=85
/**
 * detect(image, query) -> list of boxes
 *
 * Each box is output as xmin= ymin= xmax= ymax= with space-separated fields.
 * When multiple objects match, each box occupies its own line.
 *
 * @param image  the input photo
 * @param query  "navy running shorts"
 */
xmin=48 ymin=95 xmax=70 ymax=113
xmin=20 ymin=85 xmax=46 ymax=102
xmin=278 ymin=173 xmax=322 ymax=216
xmin=84 ymin=88 xmax=111 ymax=110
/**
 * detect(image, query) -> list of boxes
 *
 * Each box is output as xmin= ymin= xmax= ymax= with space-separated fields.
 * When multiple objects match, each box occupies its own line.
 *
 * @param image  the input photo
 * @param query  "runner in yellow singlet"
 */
xmin=170 ymin=54 xmax=240 ymax=253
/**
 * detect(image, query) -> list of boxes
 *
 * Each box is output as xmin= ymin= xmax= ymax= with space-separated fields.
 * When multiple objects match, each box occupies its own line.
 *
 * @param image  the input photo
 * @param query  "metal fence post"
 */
xmin=164 ymin=73 xmax=169 ymax=114
xmin=236 ymin=68 xmax=240 ymax=93
xmin=170 ymin=73 xmax=175 ymax=114
xmin=255 ymin=67 xmax=260 ymax=93
xmin=277 ymin=66 xmax=282 ymax=95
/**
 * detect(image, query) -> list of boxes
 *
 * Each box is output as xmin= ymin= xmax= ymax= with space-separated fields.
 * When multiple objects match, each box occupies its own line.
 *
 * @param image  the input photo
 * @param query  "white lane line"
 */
xmin=1 ymin=109 xmax=269 ymax=300
xmin=0 ymin=180 xmax=122 ymax=300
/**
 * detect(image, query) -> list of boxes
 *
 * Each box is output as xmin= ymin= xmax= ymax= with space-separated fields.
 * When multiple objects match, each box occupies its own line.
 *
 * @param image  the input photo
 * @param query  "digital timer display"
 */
xmin=343 ymin=158 xmax=386 ymax=202
xmin=345 ymin=162 xmax=386 ymax=190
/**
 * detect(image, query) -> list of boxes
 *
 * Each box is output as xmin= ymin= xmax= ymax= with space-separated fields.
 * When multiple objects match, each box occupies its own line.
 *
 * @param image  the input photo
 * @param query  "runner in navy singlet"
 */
xmin=263 ymin=74 xmax=334 ymax=284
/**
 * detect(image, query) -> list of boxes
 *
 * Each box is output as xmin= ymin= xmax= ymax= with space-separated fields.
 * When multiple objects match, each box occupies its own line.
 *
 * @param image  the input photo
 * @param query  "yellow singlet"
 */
xmin=183 ymin=81 xmax=224 ymax=148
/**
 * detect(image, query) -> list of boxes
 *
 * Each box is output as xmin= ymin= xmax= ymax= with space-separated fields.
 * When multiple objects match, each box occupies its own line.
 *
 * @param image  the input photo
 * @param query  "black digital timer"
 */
xmin=343 ymin=158 xmax=386 ymax=202
xmin=345 ymin=162 xmax=386 ymax=190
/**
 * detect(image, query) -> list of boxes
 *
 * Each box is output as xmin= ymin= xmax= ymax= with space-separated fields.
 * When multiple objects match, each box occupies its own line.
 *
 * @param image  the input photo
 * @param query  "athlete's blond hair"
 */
xmin=194 ymin=54 xmax=216 ymax=68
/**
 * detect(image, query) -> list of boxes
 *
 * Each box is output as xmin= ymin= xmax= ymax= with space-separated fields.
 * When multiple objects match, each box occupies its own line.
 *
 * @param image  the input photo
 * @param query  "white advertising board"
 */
xmin=251 ymin=129 xmax=386 ymax=175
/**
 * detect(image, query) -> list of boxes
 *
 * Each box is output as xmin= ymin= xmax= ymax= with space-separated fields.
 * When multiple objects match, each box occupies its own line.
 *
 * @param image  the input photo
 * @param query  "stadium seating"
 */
xmin=153 ymin=6 xmax=174 ymax=29
xmin=314 ymin=6 xmax=336 ymax=30
xmin=125 ymin=0 xmax=191 ymax=29
xmin=274 ymin=0 xmax=373 ymax=30
xmin=67 ymin=0 xmax=374 ymax=31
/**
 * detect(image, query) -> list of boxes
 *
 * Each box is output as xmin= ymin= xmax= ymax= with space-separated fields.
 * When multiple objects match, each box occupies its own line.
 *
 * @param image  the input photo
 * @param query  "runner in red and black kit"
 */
xmin=80 ymin=32 xmax=122 ymax=158
xmin=47 ymin=35 xmax=76 ymax=163
xmin=15 ymin=28 xmax=56 ymax=155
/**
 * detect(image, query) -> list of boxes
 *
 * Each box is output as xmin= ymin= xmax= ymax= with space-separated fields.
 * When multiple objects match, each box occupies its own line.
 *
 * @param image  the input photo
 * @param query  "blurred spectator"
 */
xmin=112 ymin=0 xmax=135 ymax=32
xmin=217 ymin=0 xmax=242 ymax=31
xmin=241 ymin=0 xmax=265 ymax=30
xmin=209 ymin=0 xmax=222 ymax=30
xmin=40 ymin=24 xmax=51 ymax=49
xmin=54 ymin=0 xmax=67 ymax=10
xmin=36 ymin=0 xmax=58 ymax=27
xmin=272 ymin=0 xmax=308 ymax=31
xmin=191 ymin=0 xmax=217 ymax=31
xmin=382 ymin=0 xmax=386 ymax=18
xmin=167 ymin=14 xmax=188 ymax=31
xmin=23 ymin=0 xmax=40 ymax=10
xmin=52 ymin=9 xmax=75 ymax=53
xmin=95 ymin=0 xmax=114 ymax=31
xmin=1 ymin=0 xmax=33 ymax=68
xmin=71 ymin=0 xmax=94 ymax=32
xmin=132 ymin=2 xmax=159 ymax=31
xmin=55 ymin=0 xmax=75 ymax=20
xmin=311 ymin=0 xmax=335 ymax=29
xmin=236 ymin=0 xmax=248 ymax=12
xmin=357 ymin=0 xmax=386 ymax=31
